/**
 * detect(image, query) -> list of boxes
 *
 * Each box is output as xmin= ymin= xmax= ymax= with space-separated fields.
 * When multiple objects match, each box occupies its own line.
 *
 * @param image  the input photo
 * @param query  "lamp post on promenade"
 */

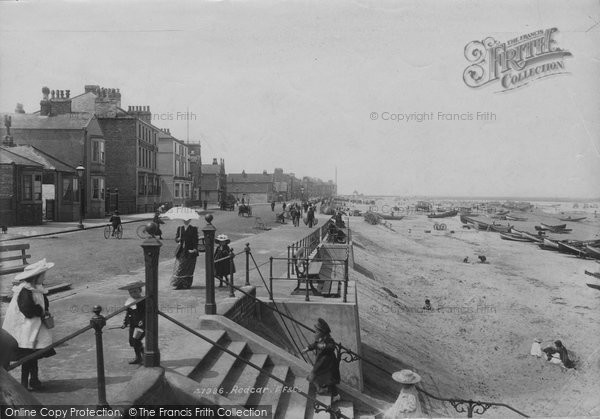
xmin=76 ymin=165 xmax=85 ymax=229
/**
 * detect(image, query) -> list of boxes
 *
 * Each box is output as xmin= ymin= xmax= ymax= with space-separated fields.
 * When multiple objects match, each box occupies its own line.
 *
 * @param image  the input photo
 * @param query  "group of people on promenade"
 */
xmin=272 ymin=200 xmax=317 ymax=227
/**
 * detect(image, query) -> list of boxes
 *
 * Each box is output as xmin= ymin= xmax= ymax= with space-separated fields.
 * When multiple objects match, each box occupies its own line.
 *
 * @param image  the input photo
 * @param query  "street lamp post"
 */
xmin=76 ymin=165 xmax=85 ymax=229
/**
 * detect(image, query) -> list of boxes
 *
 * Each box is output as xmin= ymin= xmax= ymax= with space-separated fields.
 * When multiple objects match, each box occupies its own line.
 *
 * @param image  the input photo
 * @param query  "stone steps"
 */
xmin=185 ymin=328 xmax=362 ymax=418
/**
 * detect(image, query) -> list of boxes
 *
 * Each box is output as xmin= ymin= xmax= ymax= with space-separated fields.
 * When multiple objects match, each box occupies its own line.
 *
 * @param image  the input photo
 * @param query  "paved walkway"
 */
xmin=3 ymin=214 xmax=329 ymax=407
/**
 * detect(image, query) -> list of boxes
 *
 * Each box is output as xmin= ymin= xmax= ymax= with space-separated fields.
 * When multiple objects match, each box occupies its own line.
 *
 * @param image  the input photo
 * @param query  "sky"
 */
xmin=0 ymin=0 xmax=599 ymax=198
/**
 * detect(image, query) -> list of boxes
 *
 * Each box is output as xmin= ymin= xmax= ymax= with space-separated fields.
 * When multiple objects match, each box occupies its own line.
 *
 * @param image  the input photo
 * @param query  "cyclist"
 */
xmin=109 ymin=210 xmax=122 ymax=237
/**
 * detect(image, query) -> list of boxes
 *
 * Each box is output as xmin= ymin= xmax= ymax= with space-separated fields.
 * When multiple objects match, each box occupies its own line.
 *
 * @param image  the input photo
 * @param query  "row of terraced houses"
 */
xmin=0 ymin=86 xmax=336 ymax=226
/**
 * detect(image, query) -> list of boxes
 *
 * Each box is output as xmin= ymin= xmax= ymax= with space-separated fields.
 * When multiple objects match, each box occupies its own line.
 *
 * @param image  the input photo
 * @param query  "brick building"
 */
xmin=71 ymin=86 xmax=162 ymax=214
xmin=0 ymin=143 xmax=80 ymax=225
xmin=187 ymin=142 xmax=202 ymax=205
xmin=0 ymin=88 xmax=106 ymax=219
xmin=157 ymin=129 xmax=192 ymax=206
xmin=227 ymin=170 xmax=274 ymax=204
xmin=200 ymin=158 xmax=226 ymax=205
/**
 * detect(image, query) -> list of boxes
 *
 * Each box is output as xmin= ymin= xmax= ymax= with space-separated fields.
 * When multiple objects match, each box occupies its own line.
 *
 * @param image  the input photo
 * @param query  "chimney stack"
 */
xmin=15 ymin=103 xmax=25 ymax=114
xmin=128 ymin=105 xmax=151 ymax=122
xmin=3 ymin=115 xmax=14 ymax=147
xmin=40 ymin=87 xmax=51 ymax=116
xmin=92 ymin=85 xmax=121 ymax=117
xmin=212 ymin=158 xmax=218 ymax=165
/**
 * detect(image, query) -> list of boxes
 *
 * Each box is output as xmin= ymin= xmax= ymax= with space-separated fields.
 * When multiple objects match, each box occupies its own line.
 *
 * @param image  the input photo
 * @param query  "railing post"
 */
xmin=203 ymin=215 xmax=217 ymax=314
xmin=142 ymin=237 xmax=162 ymax=367
xmin=287 ymin=245 xmax=291 ymax=279
xmin=269 ymin=257 xmax=274 ymax=301
xmin=245 ymin=243 xmax=250 ymax=286
xmin=90 ymin=305 xmax=108 ymax=408
xmin=343 ymin=257 xmax=349 ymax=303
xmin=229 ymin=254 xmax=235 ymax=298
xmin=304 ymin=258 xmax=310 ymax=302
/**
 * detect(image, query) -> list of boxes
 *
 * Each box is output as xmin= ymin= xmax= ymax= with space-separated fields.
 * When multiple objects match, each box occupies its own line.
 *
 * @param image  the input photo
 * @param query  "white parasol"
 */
xmin=163 ymin=207 xmax=200 ymax=220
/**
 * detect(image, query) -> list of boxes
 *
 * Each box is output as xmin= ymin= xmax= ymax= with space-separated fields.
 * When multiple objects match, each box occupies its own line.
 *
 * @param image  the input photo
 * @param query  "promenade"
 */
xmin=2 ymin=207 xmax=328 ymax=407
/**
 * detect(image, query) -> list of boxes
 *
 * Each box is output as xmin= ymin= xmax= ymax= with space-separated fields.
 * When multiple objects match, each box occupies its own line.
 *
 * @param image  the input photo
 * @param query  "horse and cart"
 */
xmin=238 ymin=204 xmax=252 ymax=217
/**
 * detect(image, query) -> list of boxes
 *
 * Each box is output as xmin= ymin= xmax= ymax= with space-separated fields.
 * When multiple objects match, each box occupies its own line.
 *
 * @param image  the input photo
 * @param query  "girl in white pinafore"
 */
xmin=2 ymin=259 xmax=56 ymax=390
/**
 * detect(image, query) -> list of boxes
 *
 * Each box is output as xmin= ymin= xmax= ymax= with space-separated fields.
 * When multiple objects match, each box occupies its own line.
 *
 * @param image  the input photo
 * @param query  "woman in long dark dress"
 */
xmin=2 ymin=259 xmax=56 ymax=390
xmin=214 ymin=234 xmax=235 ymax=287
xmin=301 ymin=318 xmax=341 ymax=402
xmin=170 ymin=219 xmax=199 ymax=289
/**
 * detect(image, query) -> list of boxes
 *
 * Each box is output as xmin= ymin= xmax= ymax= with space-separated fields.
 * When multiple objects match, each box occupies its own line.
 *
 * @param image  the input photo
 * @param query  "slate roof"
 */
xmin=0 ymin=147 xmax=44 ymax=167
xmin=0 ymin=145 xmax=75 ymax=172
xmin=0 ymin=112 xmax=94 ymax=130
xmin=202 ymin=164 xmax=223 ymax=175
xmin=228 ymin=173 xmax=273 ymax=183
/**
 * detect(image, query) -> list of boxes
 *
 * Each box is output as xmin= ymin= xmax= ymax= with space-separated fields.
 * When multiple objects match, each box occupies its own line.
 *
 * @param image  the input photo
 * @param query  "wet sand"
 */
xmin=351 ymin=210 xmax=600 ymax=417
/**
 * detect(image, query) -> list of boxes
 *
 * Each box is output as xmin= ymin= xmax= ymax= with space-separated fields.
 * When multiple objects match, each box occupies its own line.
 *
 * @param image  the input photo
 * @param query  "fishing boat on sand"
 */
xmin=500 ymin=233 xmax=531 ymax=242
xmin=557 ymin=242 xmax=587 ymax=257
xmin=584 ymin=270 xmax=600 ymax=279
xmin=559 ymin=216 xmax=587 ymax=222
xmin=505 ymin=215 xmax=528 ymax=221
xmin=427 ymin=210 xmax=458 ymax=218
xmin=584 ymin=245 xmax=600 ymax=259
xmin=588 ymin=283 xmax=600 ymax=291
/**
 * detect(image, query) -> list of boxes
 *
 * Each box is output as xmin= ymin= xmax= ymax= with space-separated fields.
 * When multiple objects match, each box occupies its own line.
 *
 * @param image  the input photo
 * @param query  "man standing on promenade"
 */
xmin=271 ymin=201 xmax=275 ymax=211
xmin=307 ymin=204 xmax=315 ymax=228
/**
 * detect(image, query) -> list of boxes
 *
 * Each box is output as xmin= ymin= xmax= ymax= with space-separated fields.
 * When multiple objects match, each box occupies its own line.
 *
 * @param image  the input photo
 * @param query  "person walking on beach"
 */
xmin=214 ymin=234 xmax=235 ymax=287
xmin=171 ymin=218 xmax=199 ymax=289
xmin=2 ymin=259 xmax=57 ymax=390
xmin=301 ymin=318 xmax=341 ymax=402
xmin=119 ymin=281 xmax=146 ymax=365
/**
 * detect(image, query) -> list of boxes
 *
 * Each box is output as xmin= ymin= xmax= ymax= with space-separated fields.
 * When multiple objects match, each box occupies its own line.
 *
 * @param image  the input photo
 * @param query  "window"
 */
xmin=175 ymin=183 xmax=180 ymax=198
xmin=23 ymin=174 xmax=42 ymax=201
xmin=92 ymin=139 xmax=105 ymax=163
xmin=154 ymin=177 xmax=160 ymax=195
xmin=23 ymin=175 xmax=32 ymax=200
xmin=138 ymin=175 xmax=146 ymax=195
xmin=185 ymin=184 xmax=190 ymax=198
xmin=92 ymin=177 xmax=105 ymax=200
xmin=63 ymin=177 xmax=74 ymax=201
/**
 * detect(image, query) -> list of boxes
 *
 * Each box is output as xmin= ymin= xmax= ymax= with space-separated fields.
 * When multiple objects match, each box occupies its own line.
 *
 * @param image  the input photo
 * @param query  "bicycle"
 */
xmin=104 ymin=224 xmax=123 ymax=239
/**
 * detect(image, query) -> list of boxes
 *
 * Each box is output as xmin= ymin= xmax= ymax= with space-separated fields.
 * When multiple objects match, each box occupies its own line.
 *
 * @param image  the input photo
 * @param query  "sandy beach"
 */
xmin=351 ymin=209 xmax=600 ymax=417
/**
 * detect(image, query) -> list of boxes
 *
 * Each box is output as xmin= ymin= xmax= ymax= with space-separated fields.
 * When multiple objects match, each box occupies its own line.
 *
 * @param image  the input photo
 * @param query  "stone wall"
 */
xmin=223 ymin=286 xmax=257 ymax=325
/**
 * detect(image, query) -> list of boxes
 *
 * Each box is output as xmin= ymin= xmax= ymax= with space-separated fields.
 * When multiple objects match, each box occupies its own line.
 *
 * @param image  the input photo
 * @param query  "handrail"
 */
xmin=247 ymin=251 xmax=310 ymax=364
xmin=158 ymin=310 xmax=350 ymax=419
xmin=415 ymin=386 xmax=529 ymax=418
xmin=7 ymin=297 xmax=147 ymax=371
xmin=242 ymin=247 xmax=528 ymax=418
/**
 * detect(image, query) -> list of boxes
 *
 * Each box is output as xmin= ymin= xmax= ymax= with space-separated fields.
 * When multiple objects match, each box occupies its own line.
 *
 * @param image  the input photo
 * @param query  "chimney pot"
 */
xmin=66 ymin=90 xmax=70 ymax=98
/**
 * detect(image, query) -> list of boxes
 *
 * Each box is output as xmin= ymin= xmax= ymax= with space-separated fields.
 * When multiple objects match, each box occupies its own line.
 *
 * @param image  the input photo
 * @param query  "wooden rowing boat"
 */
xmin=505 ymin=215 xmax=528 ymax=221
xmin=557 ymin=241 xmax=587 ymax=257
xmin=584 ymin=245 xmax=600 ymax=259
xmin=584 ymin=270 xmax=600 ymax=279
xmin=558 ymin=216 xmax=586 ymax=222
xmin=500 ymin=233 xmax=531 ymax=242
xmin=587 ymin=283 xmax=600 ymax=291
xmin=427 ymin=210 xmax=458 ymax=218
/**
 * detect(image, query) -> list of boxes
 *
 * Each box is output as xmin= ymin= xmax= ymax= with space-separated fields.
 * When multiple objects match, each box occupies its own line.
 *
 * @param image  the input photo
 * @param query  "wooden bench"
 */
xmin=0 ymin=243 xmax=72 ymax=300
xmin=0 ymin=243 xmax=31 ymax=277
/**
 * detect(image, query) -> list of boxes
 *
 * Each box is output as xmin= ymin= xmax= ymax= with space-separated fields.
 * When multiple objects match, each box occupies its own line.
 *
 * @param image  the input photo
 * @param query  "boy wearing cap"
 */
xmin=119 ymin=282 xmax=146 ymax=364
xmin=2 ymin=259 xmax=56 ymax=390
xmin=301 ymin=318 xmax=341 ymax=402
